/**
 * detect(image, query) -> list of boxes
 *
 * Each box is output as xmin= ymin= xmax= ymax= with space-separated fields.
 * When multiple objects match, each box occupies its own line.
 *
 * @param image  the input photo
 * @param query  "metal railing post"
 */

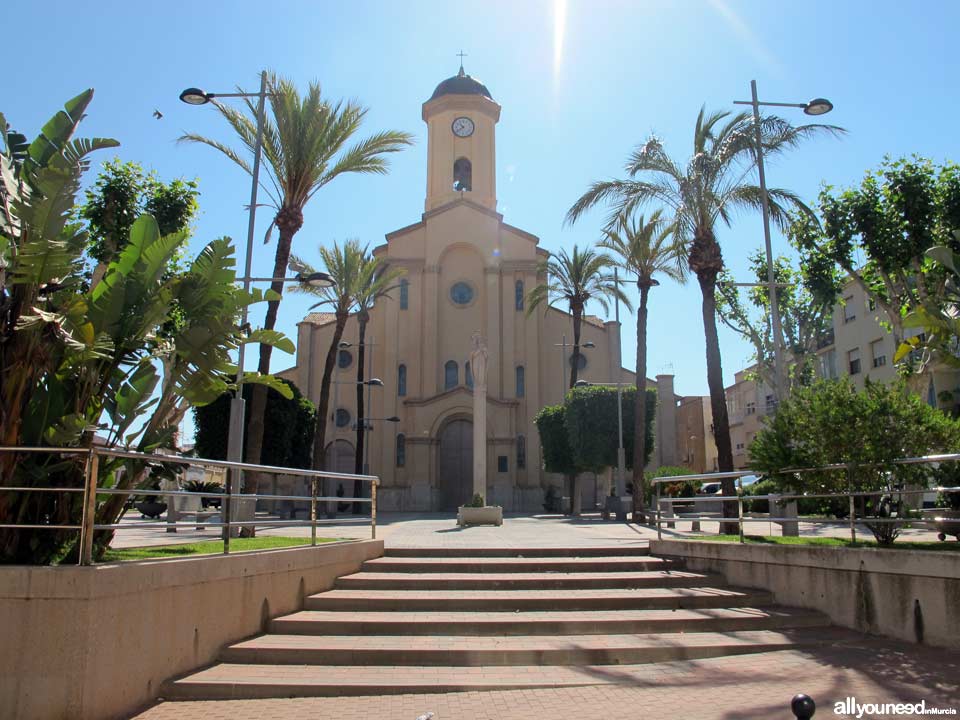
xmin=223 ymin=467 xmax=233 ymax=555
xmin=737 ymin=475 xmax=745 ymax=544
xmin=79 ymin=449 xmax=100 ymax=566
xmin=847 ymin=464 xmax=856 ymax=543
xmin=655 ymin=481 xmax=662 ymax=540
xmin=371 ymin=479 xmax=377 ymax=540
xmin=310 ymin=477 xmax=317 ymax=546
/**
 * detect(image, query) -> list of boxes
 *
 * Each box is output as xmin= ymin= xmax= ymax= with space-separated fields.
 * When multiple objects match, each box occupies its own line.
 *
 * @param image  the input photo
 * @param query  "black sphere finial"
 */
xmin=791 ymin=694 xmax=816 ymax=720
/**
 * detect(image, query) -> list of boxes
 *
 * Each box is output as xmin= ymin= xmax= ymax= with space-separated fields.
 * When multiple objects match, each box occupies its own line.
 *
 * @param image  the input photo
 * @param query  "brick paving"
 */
xmin=132 ymin=638 xmax=960 ymax=719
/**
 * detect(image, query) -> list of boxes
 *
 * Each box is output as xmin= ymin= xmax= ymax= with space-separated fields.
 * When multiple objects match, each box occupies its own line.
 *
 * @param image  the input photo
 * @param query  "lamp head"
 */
xmin=583 ymin=341 xmax=596 ymax=349
xmin=803 ymin=98 xmax=833 ymax=116
xmin=338 ymin=341 xmax=352 ymax=348
xmin=368 ymin=378 xmax=384 ymax=387
xmin=575 ymin=380 xmax=590 ymax=387
xmin=301 ymin=271 xmax=335 ymax=288
xmin=179 ymin=87 xmax=212 ymax=106
xmin=386 ymin=416 xmax=401 ymax=422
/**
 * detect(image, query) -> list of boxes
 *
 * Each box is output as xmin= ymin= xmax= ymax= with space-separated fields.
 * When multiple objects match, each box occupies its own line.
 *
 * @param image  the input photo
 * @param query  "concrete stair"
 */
xmin=163 ymin=545 xmax=834 ymax=700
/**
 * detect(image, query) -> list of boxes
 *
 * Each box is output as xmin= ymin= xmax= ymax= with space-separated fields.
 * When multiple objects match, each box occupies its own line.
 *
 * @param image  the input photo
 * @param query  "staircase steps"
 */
xmin=163 ymin=544 xmax=834 ymax=700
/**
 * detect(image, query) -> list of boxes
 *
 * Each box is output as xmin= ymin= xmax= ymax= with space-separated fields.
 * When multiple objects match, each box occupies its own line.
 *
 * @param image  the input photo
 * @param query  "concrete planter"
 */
xmin=457 ymin=505 xmax=503 ymax=527
xmin=650 ymin=538 xmax=960 ymax=648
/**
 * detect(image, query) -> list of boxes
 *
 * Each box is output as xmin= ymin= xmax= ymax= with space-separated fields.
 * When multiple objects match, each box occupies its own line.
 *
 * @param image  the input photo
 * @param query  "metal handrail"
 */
xmin=0 ymin=445 xmax=381 ymax=564
xmin=651 ymin=452 xmax=960 ymax=544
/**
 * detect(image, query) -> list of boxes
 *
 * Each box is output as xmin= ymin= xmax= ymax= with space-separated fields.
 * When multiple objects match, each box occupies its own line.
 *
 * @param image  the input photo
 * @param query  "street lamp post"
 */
xmin=554 ymin=338 xmax=595 ymax=398
xmin=733 ymin=81 xmax=833 ymax=403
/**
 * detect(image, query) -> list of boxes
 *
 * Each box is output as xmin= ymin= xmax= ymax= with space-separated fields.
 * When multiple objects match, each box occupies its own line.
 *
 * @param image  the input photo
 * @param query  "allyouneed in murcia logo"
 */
xmin=834 ymin=697 xmax=957 ymax=717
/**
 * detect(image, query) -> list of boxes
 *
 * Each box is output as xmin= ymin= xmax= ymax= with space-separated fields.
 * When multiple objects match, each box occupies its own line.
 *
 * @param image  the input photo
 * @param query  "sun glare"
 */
xmin=553 ymin=0 xmax=567 ymax=85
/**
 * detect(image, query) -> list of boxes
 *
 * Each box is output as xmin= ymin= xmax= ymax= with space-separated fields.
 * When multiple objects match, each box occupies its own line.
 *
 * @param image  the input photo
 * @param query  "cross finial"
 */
xmin=457 ymin=50 xmax=467 ymax=75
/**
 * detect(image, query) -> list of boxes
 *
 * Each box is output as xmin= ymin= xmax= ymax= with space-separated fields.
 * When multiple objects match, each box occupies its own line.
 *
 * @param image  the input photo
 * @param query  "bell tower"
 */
xmin=422 ymin=65 xmax=501 ymax=212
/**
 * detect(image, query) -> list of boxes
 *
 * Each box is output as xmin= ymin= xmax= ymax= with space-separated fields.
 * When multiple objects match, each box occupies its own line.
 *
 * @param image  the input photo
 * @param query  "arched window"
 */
xmin=517 ymin=435 xmax=526 ymax=469
xmin=515 ymin=279 xmax=524 ymax=311
xmin=397 ymin=364 xmax=407 ymax=397
xmin=515 ymin=365 xmax=525 ymax=398
xmin=444 ymin=360 xmax=458 ymax=390
xmin=453 ymin=157 xmax=472 ymax=192
xmin=396 ymin=434 xmax=406 ymax=467
xmin=400 ymin=279 xmax=409 ymax=310
xmin=465 ymin=361 xmax=474 ymax=389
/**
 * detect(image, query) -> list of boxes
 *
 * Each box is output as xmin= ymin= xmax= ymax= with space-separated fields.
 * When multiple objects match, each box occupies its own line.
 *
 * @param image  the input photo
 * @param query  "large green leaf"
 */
xmin=243 ymin=328 xmax=295 ymax=354
xmin=242 ymin=372 xmax=295 ymax=399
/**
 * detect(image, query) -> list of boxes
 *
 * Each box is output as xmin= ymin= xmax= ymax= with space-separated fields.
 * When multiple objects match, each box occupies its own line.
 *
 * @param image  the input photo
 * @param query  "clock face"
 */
xmin=452 ymin=116 xmax=475 ymax=137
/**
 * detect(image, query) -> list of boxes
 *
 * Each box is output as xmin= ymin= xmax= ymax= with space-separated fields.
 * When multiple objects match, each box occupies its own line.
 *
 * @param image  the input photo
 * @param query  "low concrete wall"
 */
xmin=651 ymin=539 xmax=960 ymax=649
xmin=0 ymin=539 xmax=383 ymax=720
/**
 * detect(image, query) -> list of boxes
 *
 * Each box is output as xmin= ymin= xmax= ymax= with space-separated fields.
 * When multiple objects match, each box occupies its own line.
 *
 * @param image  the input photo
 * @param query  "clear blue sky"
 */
xmin=6 ymin=1 xmax=958 ymax=417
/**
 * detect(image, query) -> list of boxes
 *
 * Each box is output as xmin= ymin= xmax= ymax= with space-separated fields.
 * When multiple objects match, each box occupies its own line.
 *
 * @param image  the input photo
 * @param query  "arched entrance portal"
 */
xmin=438 ymin=419 xmax=473 ymax=510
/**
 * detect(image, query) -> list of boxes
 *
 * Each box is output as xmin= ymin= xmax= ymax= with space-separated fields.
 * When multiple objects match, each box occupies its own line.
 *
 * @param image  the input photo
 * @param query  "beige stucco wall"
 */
xmin=651 ymin=540 xmax=960 ymax=648
xmin=0 ymin=540 xmax=382 ymax=720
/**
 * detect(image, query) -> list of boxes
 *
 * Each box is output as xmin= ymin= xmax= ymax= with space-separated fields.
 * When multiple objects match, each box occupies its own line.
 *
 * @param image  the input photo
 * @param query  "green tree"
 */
xmin=289 ymin=240 xmax=365 ymax=473
xmin=193 ymin=377 xmax=315 ymax=469
xmin=80 ymin=158 xmax=198 ymax=286
xmin=567 ymin=107 xmax=842 ymax=529
xmin=598 ymin=210 xmax=684 ymax=520
xmin=526 ymin=245 xmax=630 ymax=389
xmin=179 ymin=72 xmax=414 ymax=471
xmin=0 ymin=91 xmax=292 ymax=564
xmin=749 ymin=379 xmax=960 ymax=545
xmin=716 ymin=232 xmax=841 ymax=402
xmin=534 ymin=405 xmax=578 ymax=476
xmin=563 ymin=385 xmax=656 ymax=472
xmin=797 ymin=157 xmax=960 ymax=352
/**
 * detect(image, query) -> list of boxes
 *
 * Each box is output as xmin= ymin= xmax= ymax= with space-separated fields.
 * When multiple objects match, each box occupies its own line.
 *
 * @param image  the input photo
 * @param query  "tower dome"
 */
xmin=428 ymin=67 xmax=493 ymax=102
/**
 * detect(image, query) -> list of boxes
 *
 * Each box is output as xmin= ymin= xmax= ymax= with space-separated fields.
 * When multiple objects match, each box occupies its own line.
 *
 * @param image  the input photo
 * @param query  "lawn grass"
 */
xmin=684 ymin=534 xmax=960 ymax=552
xmin=102 ymin=535 xmax=339 ymax=562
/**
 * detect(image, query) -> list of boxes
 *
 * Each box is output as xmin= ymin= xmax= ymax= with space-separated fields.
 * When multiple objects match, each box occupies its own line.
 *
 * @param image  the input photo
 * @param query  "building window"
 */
xmin=867 ymin=297 xmax=876 ymax=312
xmin=335 ymin=408 xmax=351 ymax=428
xmin=397 ymin=364 xmax=407 ymax=397
xmin=745 ymin=401 xmax=756 ymax=416
xmin=515 ymin=365 xmax=525 ymax=398
xmin=568 ymin=353 xmax=587 ymax=370
xmin=819 ymin=349 xmax=838 ymax=380
xmin=497 ymin=455 xmax=508 ymax=473
xmin=848 ymin=348 xmax=861 ymax=375
xmin=465 ymin=361 xmax=474 ymax=389
xmin=450 ymin=281 xmax=474 ymax=306
xmin=843 ymin=296 xmax=856 ymax=323
xmin=515 ymin=279 xmax=524 ymax=311
xmin=764 ymin=394 xmax=776 ymax=412
xmin=396 ymin=434 xmax=406 ymax=467
xmin=338 ymin=349 xmax=353 ymax=369
xmin=453 ymin=157 xmax=472 ymax=192
xmin=400 ymin=279 xmax=409 ymax=310
xmin=444 ymin=360 xmax=458 ymax=390
xmin=517 ymin=435 xmax=526 ymax=469
xmin=870 ymin=339 xmax=887 ymax=368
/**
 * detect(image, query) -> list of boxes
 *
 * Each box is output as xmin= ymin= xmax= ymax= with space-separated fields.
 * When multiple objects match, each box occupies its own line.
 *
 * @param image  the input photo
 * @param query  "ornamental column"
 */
xmin=469 ymin=332 xmax=489 ymax=502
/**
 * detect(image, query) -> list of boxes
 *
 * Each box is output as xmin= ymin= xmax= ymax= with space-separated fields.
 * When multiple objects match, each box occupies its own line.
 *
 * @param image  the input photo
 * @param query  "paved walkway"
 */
xmin=111 ymin=510 xmax=949 ymax=549
xmin=132 ymin=636 xmax=959 ymax=719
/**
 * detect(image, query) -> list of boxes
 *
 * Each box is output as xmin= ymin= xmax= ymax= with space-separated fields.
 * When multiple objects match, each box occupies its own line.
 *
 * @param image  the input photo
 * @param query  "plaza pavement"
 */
xmin=111 ymin=509 xmax=948 ymax=549
xmin=122 ymin=512 xmax=958 ymax=720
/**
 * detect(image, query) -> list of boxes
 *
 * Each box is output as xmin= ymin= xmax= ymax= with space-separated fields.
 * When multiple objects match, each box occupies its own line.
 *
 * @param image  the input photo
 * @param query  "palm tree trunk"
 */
xmin=244 ymin=223 xmax=297 ymax=476
xmin=632 ymin=282 xmax=650 ymax=522
xmin=697 ymin=273 xmax=738 ymax=533
xmin=353 ymin=313 xmax=368 ymax=513
xmin=313 ymin=311 xmax=349 ymax=514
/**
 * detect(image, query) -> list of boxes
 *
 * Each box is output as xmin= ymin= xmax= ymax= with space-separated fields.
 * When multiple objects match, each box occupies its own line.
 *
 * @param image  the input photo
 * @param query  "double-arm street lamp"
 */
xmin=180 ymin=72 xmax=336 ymax=483
xmin=555 ymin=338 xmax=595 ymax=397
xmin=733 ymin=81 xmax=833 ymax=403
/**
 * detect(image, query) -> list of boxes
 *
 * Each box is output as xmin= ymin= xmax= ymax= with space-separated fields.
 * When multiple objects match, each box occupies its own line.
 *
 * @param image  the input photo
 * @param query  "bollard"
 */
xmin=791 ymin=693 xmax=816 ymax=719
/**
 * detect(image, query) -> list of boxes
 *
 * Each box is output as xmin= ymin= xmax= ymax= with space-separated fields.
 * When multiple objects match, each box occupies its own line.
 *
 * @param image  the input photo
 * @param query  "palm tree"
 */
xmin=180 ymin=72 xmax=413 ymax=470
xmin=567 ymin=107 xmax=841 ymax=527
xmin=350 ymin=257 xmax=404 ymax=512
xmin=598 ymin=210 xmax=685 ymax=521
xmin=289 ymin=240 xmax=364 ymax=478
xmin=527 ymin=244 xmax=630 ymax=513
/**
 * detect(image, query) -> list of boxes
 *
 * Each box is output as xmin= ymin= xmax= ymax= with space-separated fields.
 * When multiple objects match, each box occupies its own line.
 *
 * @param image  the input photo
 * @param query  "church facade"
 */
xmin=281 ymin=68 xmax=681 ymax=512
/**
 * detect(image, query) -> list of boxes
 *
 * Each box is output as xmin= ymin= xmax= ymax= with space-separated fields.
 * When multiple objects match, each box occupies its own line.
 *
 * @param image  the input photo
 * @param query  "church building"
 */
xmin=282 ymin=66 xmax=682 ymax=512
